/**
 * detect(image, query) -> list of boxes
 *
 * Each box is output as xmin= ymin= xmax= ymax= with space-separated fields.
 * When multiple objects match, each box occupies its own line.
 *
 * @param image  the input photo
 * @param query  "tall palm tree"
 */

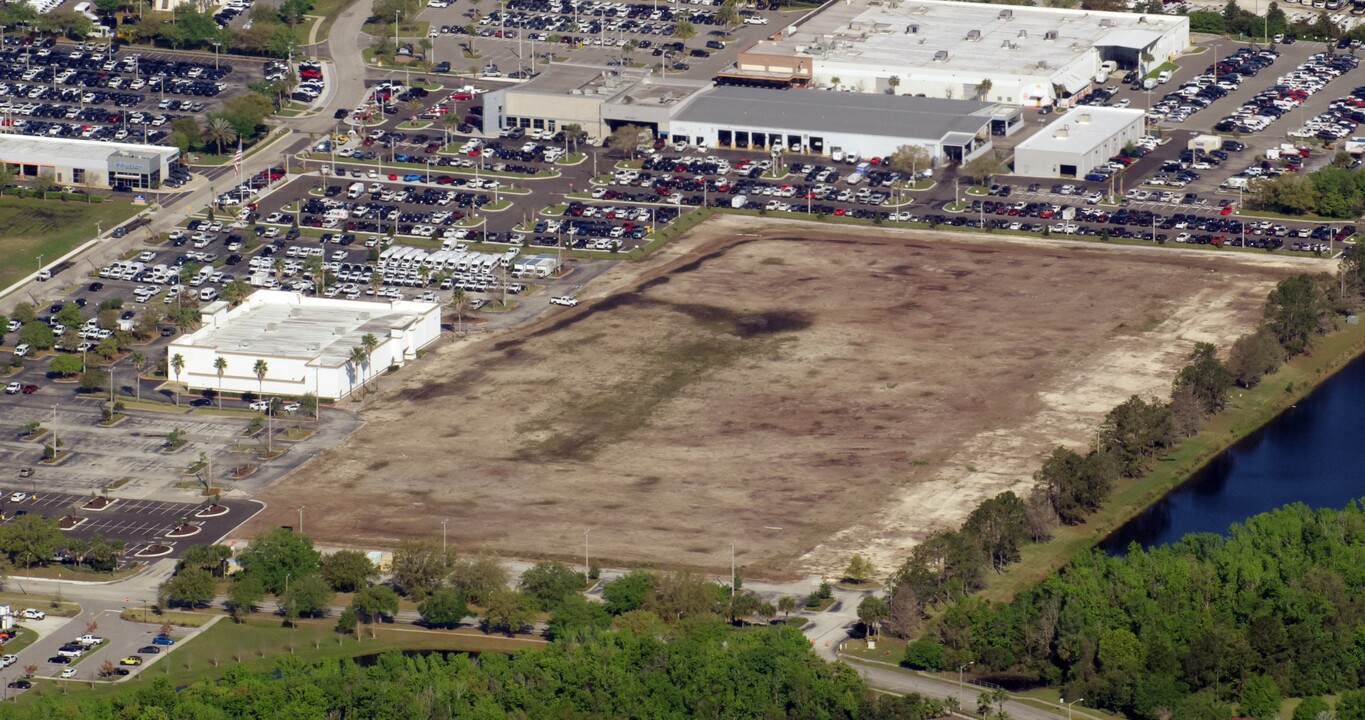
xmin=170 ymin=353 xmax=185 ymax=406
xmin=348 ymin=346 xmax=366 ymax=399
xmin=202 ymin=116 xmax=238 ymax=155
xmin=129 ymin=351 xmax=146 ymax=402
xmin=450 ymin=288 xmax=470 ymax=336
xmin=253 ymin=359 xmax=268 ymax=400
xmin=361 ymin=333 xmax=378 ymax=392
xmin=213 ymin=356 xmax=227 ymax=409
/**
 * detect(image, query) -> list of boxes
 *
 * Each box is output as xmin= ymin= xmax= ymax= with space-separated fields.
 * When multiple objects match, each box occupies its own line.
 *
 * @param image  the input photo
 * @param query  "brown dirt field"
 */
xmin=246 ymin=215 xmax=1310 ymax=578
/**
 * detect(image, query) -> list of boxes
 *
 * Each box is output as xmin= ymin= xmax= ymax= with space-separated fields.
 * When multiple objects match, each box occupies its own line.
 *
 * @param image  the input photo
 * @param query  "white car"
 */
xmin=13 ymin=344 xmax=29 ymax=357
xmin=1 ymin=654 xmax=18 ymax=667
xmin=4 ymin=382 xmax=20 ymax=395
xmin=60 ymin=667 xmax=76 ymax=678
xmin=280 ymin=402 xmax=301 ymax=414
xmin=744 ymin=15 xmax=768 ymax=24
xmin=549 ymin=296 xmax=578 ymax=307
xmin=76 ymin=634 xmax=104 ymax=646
xmin=20 ymin=608 xmax=44 ymax=620
xmin=9 ymin=492 xmax=28 ymax=503
xmin=249 ymin=400 xmax=272 ymax=412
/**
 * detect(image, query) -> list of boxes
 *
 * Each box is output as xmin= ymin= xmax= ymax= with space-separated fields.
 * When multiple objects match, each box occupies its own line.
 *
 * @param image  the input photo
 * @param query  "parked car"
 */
xmin=21 ymin=608 xmax=45 ymax=620
xmin=119 ymin=656 xmax=142 ymax=666
xmin=152 ymin=635 xmax=175 ymax=646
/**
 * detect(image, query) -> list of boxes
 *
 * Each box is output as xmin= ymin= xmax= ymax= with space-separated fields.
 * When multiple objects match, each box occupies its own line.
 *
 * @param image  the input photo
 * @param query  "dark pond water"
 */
xmin=1099 ymin=353 xmax=1365 ymax=553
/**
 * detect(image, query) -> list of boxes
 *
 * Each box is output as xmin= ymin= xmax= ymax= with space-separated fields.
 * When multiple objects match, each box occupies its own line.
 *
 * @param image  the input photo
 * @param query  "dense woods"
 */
xmin=911 ymin=501 xmax=1365 ymax=720
xmin=0 ymin=624 xmax=946 ymax=720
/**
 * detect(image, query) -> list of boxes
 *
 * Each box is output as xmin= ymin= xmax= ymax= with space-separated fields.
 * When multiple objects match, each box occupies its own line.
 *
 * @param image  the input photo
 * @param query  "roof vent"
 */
xmin=1044 ymin=29 xmax=1058 ymax=40
xmin=334 ymin=326 xmax=347 ymax=335
xmin=265 ymin=323 xmax=278 ymax=332
xmin=933 ymin=50 xmax=949 ymax=62
xmin=998 ymin=8 xmax=1012 ymax=18
xmin=1138 ymin=15 xmax=1147 ymax=22
xmin=1099 ymin=18 xmax=1114 ymax=27
xmin=906 ymin=23 xmax=918 ymax=33
xmin=1036 ymin=60 xmax=1048 ymax=69
xmin=1018 ymin=29 xmax=1027 ymax=38
xmin=912 ymin=4 xmax=928 ymax=13
xmin=1078 ymin=113 xmax=1092 ymax=123
xmin=966 ymin=29 xmax=981 ymax=40
xmin=1054 ymin=126 xmax=1069 ymax=139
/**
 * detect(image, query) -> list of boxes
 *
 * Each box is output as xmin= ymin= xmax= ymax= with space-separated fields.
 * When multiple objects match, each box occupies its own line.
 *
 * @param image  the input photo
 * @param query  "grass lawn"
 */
xmin=0 ymin=591 xmax=80 ymax=617
xmin=3 ymin=627 xmax=38 ymax=655
xmin=120 ymin=608 xmax=217 ymax=627
xmin=1145 ymin=61 xmax=1178 ymax=79
xmin=18 ymin=564 xmax=140 ymax=583
xmin=977 ymin=314 xmax=1365 ymax=604
xmin=0 ymin=197 xmax=140 ymax=292
xmin=17 ymin=616 xmax=545 ymax=705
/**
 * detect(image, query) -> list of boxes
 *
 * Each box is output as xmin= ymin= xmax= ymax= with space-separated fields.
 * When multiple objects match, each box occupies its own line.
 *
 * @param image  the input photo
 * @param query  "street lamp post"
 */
xmin=441 ymin=518 xmax=449 ymax=554
xmin=958 ymin=661 xmax=975 ymax=707
xmin=584 ymin=528 xmax=591 ymax=576
xmin=297 ymin=506 xmax=305 ymax=534
xmin=211 ymin=42 xmax=221 ymax=71
xmin=1063 ymin=697 xmax=1084 ymax=720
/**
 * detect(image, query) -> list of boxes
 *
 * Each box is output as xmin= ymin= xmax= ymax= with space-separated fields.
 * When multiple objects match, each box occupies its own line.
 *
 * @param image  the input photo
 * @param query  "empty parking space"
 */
xmin=0 ymin=492 xmax=258 ymax=558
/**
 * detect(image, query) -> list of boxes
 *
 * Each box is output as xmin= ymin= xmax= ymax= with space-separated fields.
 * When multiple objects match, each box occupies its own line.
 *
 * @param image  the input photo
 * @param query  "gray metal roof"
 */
xmin=674 ymin=87 xmax=996 ymax=141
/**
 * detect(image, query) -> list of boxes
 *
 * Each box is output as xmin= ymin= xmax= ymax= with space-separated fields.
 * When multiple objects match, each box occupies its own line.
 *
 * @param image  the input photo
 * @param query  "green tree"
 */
xmin=962 ymin=491 xmax=1030 ymax=568
xmin=390 ymin=539 xmax=452 ymax=600
xmin=283 ymin=573 xmax=335 ymax=618
xmin=1227 ymin=328 xmax=1284 ymax=389
xmin=607 ymin=124 xmax=646 ymax=159
xmin=50 ymin=354 xmax=83 ymax=377
xmin=201 ymin=116 xmax=239 ymax=154
xmin=1293 ymin=697 xmax=1330 ymax=720
xmin=448 ymin=556 xmax=509 ymax=605
xmin=962 ymin=152 xmax=1005 ymax=184
xmin=547 ymin=594 xmax=612 ymax=640
xmin=320 ymin=550 xmax=377 ymax=592
xmin=1239 ymin=675 xmax=1283 ymax=720
xmin=1188 ymin=10 xmax=1226 ymax=33
xmin=519 ymin=561 xmax=586 ymax=611
xmin=0 ymin=514 xmax=63 ymax=570
xmin=352 ymin=584 xmax=399 ymax=624
xmin=18 ymin=321 xmax=55 ymax=350
xmin=159 ymin=567 xmax=216 ymax=608
xmin=482 ymin=589 xmax=534 ymax=635
xmin=602 ymin=570 xmax=654 ymax=615
xmin=226 ymin=574 xmax=266 ymax=621
xmin=1338 ymin=688 xmax=1365 ymax=720
xmin=643 ymin=571 xmax=718 ymax=621
xmin=1264 ymin=274 xmax=1333 ymax=356
xmin=417 ymin=587 xmax=469 ymax=628
xmin=844 ymin=554 xmax=875 ymax=583
xmin=671 ymin=10 xmax=696 ymax=48
xmin=179 ymin=544 xmax=233 ymax=576
xmin=1097 ymin=395 xmax=1174 ymax=477
xmin=902 ymin=638 xmax=947 ymax=670
xmin=235 ymin=527 xmax=319 ymax=595
xmin=888 ymin=144 xmax=932 ymax=180
xmin=777 ymin=595 xmax=797 ymax=620
xmin=56 ymin=302 xmax=84 ymax=328
xmin=1172 ymin=342 xmax=1233 ymax=415
xmin=213 ymin=356 xmax=228 ymax=410
xmin=857 ymin=595 xmax=889 ymax=639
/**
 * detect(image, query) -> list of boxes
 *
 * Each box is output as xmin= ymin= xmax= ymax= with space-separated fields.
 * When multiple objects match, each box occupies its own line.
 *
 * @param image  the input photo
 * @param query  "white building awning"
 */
xmin=1098 ymin=28 xmax=1163 ymax=51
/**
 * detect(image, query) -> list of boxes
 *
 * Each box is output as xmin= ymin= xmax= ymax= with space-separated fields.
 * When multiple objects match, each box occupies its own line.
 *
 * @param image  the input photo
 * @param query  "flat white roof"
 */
xmin=1015 ymin=107 xmax=1144 ymax=157
xmin=0 ymin=135 xmax=178 ymax=164
xmin=176 ymin=291 xmax=439 ymax=368
xmin=771 ymin=0 xmax=1186 ymax=79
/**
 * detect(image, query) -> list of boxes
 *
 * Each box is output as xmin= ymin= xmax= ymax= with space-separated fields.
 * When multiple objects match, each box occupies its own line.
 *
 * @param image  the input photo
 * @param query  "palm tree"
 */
xmin=348 ymin=346 xmax=366 ymax=398
xmin=672 ymin=10 xmax=696 ymax=51
xmin=202 ymin=116 xmax=238 ymax=155
xmin=887 ymin=75 xmax=900 ymax=95
xmin=213 ymin=356 xmax=227 ymax=409
xmin=222 ymin=279 xmax=249 ymax=306
xmin=441 ymin=113 xmax=461 ymax=148
xmin=129 ymin=351 xmax=146 ymax=402
xmin=170 ymin=353 xmax=185 ymax=406
xmin=450 ymin=288 xmax=470 ymax=336
xmin=272 ymin=256 xmax=285 ymax=282
xmin=252 ymin=359 xmax=268 ymax=400
xmin=361 ymin=333 xmax=378 ymax=391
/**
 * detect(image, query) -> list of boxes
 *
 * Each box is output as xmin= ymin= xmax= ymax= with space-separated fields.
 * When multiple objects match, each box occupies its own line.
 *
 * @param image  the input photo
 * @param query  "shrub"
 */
xmin=902 ymin=638 xmax=947 ymax=671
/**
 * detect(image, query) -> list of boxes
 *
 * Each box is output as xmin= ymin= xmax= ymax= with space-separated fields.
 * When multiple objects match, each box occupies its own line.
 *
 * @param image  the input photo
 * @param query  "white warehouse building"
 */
xmin=168 ymin=291 xmax=441 ymax=401
xmin=727 ymin=0 xmax=1189 ymax=108
xmin=1013 ymin=107 xmax=1146 ymax=179
xmin=0 ymin=136 xmax=180 ymax=189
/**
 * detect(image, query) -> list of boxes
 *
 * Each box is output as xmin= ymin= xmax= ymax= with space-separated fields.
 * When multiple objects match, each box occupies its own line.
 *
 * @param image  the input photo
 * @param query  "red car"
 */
xmin=21 ymin=384 xmax=37 ymax=394
xmin=1220 ymin=205 xmax=1234 ymax=215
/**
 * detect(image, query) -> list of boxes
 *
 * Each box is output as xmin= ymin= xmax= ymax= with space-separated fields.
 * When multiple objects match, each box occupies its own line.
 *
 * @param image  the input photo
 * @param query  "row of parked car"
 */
xmin=1212 ymin=51 xmax=1357 ymax=134
xmin=1289 ymin=85 xmax=1365 ymax=141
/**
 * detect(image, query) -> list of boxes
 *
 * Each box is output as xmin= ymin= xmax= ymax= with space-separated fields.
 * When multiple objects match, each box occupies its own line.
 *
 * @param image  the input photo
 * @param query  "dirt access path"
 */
xmin=248 ymin=216 xmax=1308 ymax=578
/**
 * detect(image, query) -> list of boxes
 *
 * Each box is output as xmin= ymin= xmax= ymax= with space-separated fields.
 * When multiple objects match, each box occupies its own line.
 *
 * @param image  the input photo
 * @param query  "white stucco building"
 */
xmin=1013 ymin=107 xmax=1146 ymax=179
xmin=167 ymin=291 xmax=441 ymax=401
xmin=725 ymin=0 xmax=1189 ymax=108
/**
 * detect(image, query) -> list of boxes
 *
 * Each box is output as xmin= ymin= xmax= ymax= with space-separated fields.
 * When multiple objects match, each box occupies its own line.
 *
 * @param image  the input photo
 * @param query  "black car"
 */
xmin=7 ymin=680 xmax=30 ymax=689
xmin=334 ymin=108 xmax=348 ymax=119
xmin=434 ymin=61 xmax=451 ymax=73
xmin=137 ymin=646 xmax=161 ymax=654
xmin=112 ymin=226 xmax=128 ymax=238
xmin=189 ymin=398 xmax=212 ymax=407
xmin=88 ymin=282 xmax=103 ymax=292
xmin=47 ymin=656 xmax=71 ymax=664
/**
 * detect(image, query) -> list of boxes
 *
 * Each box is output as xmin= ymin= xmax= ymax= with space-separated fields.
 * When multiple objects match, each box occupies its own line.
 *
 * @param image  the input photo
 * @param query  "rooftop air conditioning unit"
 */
xmin=933 ymin=50 xmax=948 ymax=61
xmin=1044 ymin=29 xmax=1059 ymax=40
xmin=906 ymin=23 xmax=918 ymax=33
xmin=998 ymin=8 xmax=1012 ymax=18
xmin=1078 ymin=113 xmax=1092 ymax=123
xmin=966 ymin=29 xmax=981 ymax=40
xmin=334 ymin=326 xmax=347 ymax=335
xmin=1054 ymin=126 xmax=1069 ymax=139
xmin=1018 ymin=29 xmax=1027 ymax=38
xmin=1099 ymin=18 xmax=1114 ymax=27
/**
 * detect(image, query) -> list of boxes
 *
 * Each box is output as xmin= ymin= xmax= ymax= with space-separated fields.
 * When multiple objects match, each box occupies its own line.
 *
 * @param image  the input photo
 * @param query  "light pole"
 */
xmin=441 ymin=518 xmax=449 ymax=554
xmin=1063 ymin=697 xmax=1084 ymax=720
xmin=211 ymin=41 xmax=221 ymax=71
xmin=584 ymin=528 xmax=590 ymax=576
xmin=730 ymin=540 xmax=736 ymax=593
xmin=297 ymin=506 xmax=305 ymax=534
xmin=958 ymin=661 xmax=974 ymax=707
xmin=51 ymin=403 xmax=59 ymax=461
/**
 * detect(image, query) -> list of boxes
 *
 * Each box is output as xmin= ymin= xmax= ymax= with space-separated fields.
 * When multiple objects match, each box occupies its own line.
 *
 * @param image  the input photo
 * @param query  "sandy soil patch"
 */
xmin=247 ymin=216 xmax=1305 ymax=577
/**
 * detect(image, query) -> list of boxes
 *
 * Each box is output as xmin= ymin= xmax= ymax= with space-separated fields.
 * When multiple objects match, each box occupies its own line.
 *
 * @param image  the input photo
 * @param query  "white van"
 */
xmin=199 ymin=287 xmax=219 ymax=302
xmin=1157 ymin=70 xmax=1173 ymax=84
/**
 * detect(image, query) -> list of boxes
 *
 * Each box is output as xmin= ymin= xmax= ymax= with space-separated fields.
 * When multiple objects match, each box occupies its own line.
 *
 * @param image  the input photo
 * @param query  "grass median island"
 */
xmin=0 ymin=197 xmax=140 ymax=292
xmin=978 ymin=312 xmax=1365 ymax=604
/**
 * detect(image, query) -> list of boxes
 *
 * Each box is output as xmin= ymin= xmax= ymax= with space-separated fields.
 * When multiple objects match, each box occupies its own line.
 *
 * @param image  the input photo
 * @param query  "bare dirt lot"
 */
xmin=247 ymin=216 xmax=1308 ymax=577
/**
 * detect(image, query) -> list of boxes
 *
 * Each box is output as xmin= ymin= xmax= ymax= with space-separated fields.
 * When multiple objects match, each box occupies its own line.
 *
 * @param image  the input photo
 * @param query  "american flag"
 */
xmin=233 ymin=140 xmax=243 ymax=176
